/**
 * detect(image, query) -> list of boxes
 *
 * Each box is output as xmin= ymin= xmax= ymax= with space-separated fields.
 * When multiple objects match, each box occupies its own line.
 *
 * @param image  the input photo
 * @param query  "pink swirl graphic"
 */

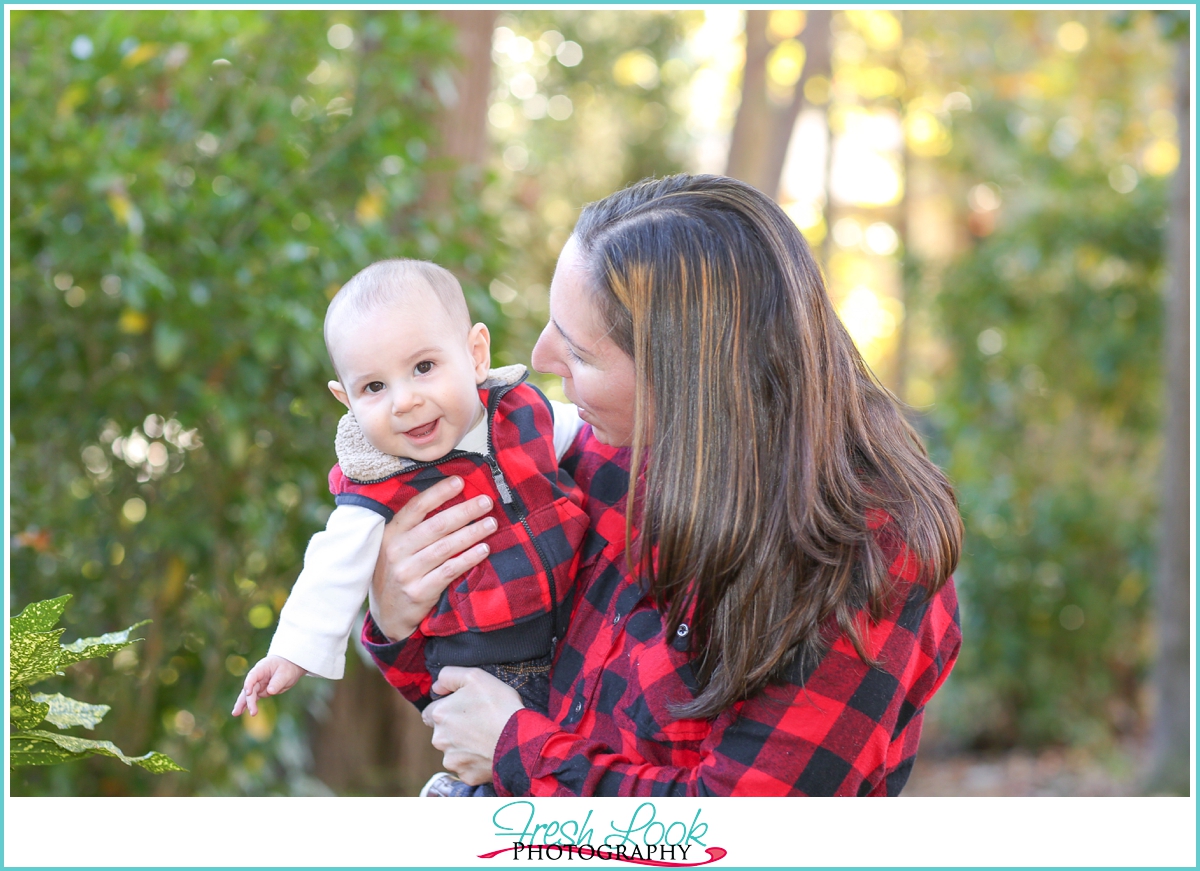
xmin=478 ymin=845 xmax=727 ymax=866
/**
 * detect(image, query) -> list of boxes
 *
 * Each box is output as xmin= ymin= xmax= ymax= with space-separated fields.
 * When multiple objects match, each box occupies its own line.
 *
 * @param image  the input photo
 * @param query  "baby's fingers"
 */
xmin=232 ymin=687 xmax=259 ymax=717
xmin=265 ymin=664 xmax=301 ymax=696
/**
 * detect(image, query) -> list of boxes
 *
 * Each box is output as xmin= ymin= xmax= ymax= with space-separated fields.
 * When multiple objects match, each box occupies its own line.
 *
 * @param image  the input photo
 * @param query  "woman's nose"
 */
xmin=531 ymin=323 xmax=564 ymax=376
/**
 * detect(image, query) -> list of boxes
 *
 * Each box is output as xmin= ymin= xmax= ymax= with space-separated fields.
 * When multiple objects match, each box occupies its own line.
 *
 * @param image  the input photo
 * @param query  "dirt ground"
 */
xmin=902 ymin=744 xmax=1148 ymax=796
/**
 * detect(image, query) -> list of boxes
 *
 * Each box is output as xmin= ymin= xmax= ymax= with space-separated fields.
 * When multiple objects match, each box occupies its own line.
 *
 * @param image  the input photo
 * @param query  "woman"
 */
xmin=363 ymin=174 xmax=962 ymax=796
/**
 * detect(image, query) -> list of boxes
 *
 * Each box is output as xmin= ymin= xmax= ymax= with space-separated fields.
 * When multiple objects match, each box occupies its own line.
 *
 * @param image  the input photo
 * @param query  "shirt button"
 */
xmin=676 ymin=623 xmax=689 ymax=637
xmin=574 ymin=700 xmax=582 ymax=714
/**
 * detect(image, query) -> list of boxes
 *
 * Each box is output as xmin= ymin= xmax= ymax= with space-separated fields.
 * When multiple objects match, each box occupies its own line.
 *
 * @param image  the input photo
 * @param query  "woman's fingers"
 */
xmin=385 ymin=505 xmax=496 ymax=592
xmin=429 ymin=665 xmax=471 ymax=698
xmin=411 ymin=539 xmax=492 ymax=601
xmin=391 ymin=475 xmax=463 ymax=529
xmin=390 ymin=476 xmax=480 ymax=537
xmin=416 ymin=510 xmax=495 ymax=565
xmin=420 ymin=668 xmax=523 ymax=785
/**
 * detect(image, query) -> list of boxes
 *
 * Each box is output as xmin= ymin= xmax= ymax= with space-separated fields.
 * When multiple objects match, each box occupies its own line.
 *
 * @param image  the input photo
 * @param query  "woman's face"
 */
xmin=532 ymin=236 xmax=637 ymax=447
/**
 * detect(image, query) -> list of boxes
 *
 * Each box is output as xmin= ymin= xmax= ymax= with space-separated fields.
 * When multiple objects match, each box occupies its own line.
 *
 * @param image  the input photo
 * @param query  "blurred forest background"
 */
xmin=8 ymin=9 xmax=1191 ymax=796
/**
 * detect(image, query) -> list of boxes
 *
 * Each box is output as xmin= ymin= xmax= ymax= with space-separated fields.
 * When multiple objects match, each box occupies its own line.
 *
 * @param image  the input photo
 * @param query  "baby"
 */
xmin=232 ymin=260 xmax=586 ymax=790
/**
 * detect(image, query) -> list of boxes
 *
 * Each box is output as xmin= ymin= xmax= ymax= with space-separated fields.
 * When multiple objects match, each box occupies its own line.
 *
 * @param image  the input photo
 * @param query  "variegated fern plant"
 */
xmin=9 ymin=595 xmax=183 ymax=773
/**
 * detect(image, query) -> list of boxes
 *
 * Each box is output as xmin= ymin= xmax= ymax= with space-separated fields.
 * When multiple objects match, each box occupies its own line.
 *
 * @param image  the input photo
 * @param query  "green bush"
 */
xmin=10 ymin=9 xmax=505 ymax=794
xmin=913 ymin=12 xmax=1172 ymax=748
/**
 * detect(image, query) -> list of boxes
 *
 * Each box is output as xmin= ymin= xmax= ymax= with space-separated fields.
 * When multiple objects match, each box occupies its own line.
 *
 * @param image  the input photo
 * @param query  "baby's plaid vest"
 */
xmin=328 ymin=372 xmax=588 ymax=667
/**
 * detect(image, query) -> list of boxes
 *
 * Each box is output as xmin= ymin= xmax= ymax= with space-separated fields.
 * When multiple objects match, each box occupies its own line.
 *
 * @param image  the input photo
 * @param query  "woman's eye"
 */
xmin=565 ymin=344 xmax=585 ymax=365
xmin=415 ymin=360 xmax=434 ymax=375
xmin=364 ymin=381 xmax=385 ymax=394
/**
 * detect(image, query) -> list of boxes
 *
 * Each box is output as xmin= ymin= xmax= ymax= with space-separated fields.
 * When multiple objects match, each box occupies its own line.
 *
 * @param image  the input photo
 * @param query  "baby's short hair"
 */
xmin=324 ymin=259 xmax=470 ymax=368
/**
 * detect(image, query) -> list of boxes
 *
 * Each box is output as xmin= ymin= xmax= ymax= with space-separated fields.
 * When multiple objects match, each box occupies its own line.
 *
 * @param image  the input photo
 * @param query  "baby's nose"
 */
xmin=391 ymin=386 xmax=420 ymax=413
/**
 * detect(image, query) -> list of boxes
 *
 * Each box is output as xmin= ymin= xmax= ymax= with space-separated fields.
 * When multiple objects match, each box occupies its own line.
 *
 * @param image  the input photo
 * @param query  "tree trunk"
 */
xmin=310 ymin=648 xmax=442 ymax=796
xmin=892 ymin=12 xmax=911 ymax=402
xmin=762 ymin=11 xmax=832 ymax=200
xmin=311 ymin=10 xmax=497 ymax=795
xmin=725 ymin=10 xmax=833 ymax=202
xmin=421 ymin=10 xmax=498 ymax=208
xmin=1147 ymin=38 xmax=1191 ymax=796
xmin=725 ymin=11 xmax=773 ymax=192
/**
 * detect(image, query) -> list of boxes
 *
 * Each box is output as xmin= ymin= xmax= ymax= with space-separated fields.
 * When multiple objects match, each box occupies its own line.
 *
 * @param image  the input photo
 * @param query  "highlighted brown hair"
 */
xmin=573 ymin=175 xmax=962 ymax=719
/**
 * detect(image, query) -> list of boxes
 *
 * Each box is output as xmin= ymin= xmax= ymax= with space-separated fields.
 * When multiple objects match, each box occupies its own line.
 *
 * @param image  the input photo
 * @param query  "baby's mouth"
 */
xmin=404 ymin=420 xmax=438 ymax=439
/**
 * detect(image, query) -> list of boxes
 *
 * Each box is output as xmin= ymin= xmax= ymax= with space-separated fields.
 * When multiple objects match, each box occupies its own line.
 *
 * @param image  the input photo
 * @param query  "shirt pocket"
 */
xmin=619 ymin=625 xmax=711 ymax=748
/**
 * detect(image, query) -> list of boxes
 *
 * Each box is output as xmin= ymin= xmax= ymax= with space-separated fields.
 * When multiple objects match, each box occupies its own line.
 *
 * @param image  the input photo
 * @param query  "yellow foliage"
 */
xmin=121 ymin=43 xmax=162 ymax=68
xmin=1142 ymin=139 xmax=1180 ymax=176
xmin=241 ymin=698 xmax=275 ymax=741
xmin=767 ymin=10 xmax=805 ymax=42
xmin=612 ymin=50 xmax=659 ymax=89
xmin=355 ymin=190 xmax=384 ymax=224
xmin=804 ymin=75 xmax=831 ymax=105
xmin=160 ymin=556 xmax=187 ymax=609
xmin=107 ymin=191 xmax=132 ymax=226
xmin=248 ymin=604 xmax=274 ymax=629
xmin=905 ymin=110 xmax=952 ymax=156
xmin=855 ymin=66 xmax=903 ymax=100
xmin=767 ymin=40 xmax=806 ymax=90
xmin=845 ymin=10 xmax=901 ymax=50
xmin=118 ymin=309 xmax=149 ymax=334
xmin=1056 ymin=21 xmax=1088 ymax=53
xmin=55 ymin=83 xmax=88 ymax=120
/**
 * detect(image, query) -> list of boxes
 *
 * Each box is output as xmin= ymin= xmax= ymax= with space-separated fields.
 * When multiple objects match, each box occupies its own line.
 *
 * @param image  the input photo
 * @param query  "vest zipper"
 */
xmin=360 ymin=372 xmax=562 ymax=656
xmin=483 ymin=379 xmax=561 ymax=656
xmin=483 ymin=451 xmax=561 ymax=657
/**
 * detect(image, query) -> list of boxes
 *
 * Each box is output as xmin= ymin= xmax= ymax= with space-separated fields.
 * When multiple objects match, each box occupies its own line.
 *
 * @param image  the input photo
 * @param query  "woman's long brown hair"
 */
xmin=572 ymin=174 xmax=962 ymax=720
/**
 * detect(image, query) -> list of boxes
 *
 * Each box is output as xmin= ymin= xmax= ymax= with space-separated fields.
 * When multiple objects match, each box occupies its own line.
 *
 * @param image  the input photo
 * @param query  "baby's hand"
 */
xmin=232 ymin=655 xmax=306 ymax=717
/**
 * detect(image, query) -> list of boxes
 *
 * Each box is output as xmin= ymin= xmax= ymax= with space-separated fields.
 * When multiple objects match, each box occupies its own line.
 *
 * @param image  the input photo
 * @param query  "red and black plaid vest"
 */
xmin=329 ymin=373 xmax=588 ymax=667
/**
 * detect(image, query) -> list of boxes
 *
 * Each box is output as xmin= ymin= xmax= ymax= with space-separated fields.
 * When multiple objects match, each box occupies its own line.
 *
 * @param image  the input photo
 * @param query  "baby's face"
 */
xmin=328 ymin=291 xmax=490 ymax=462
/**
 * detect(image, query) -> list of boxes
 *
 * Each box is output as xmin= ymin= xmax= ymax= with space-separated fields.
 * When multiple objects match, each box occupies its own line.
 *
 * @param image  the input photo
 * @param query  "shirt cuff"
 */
xmin=267 ymin=632 xmax=345 ymax=680
xmin=359 ymin=610 xmax=434 ymax=707
xmin=361 ymin=608 xmax=399 ymax=648
xmin=492 ymin=707 xmax=560 ymax=797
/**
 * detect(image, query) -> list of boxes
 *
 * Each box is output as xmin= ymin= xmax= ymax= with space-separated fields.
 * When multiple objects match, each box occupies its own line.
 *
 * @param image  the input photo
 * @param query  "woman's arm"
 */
xmin=497 ymin=583 xmax=960 ymax=796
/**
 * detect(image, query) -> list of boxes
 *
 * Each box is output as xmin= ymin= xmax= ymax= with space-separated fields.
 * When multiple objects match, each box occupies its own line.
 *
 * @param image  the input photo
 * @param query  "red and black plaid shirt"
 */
xmin=339 ymin=378 xmax=587 ymax=667
xmin=364 ymin=426 xmax=961 ymax=795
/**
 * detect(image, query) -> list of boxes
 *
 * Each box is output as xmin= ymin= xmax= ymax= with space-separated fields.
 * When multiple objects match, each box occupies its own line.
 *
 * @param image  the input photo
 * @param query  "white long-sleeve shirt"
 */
xmin=268 ymin=399 xmax=582 ymax=679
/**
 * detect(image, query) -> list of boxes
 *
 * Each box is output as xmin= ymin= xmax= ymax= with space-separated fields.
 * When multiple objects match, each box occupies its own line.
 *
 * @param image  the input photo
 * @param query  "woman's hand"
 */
xmin=369 ymin=476 xmax=497 ymax=643
xmin=423 ymin=667 xmax=525 ymax=786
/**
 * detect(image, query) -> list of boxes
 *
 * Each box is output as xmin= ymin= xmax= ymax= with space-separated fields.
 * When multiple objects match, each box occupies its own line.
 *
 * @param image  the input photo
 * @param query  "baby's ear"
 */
xmin=328 ymin=381 xmax=350 ymax=409
xmin=468 ymin=323 xmax=491 ymax=383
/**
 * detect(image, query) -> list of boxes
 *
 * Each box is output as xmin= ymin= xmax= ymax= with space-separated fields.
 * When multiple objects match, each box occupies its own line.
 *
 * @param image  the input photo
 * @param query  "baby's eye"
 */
xmin=364 ymin=381 xmax=385 ymax=394
xmin=414 ymin=360 xmax=434 ymax=375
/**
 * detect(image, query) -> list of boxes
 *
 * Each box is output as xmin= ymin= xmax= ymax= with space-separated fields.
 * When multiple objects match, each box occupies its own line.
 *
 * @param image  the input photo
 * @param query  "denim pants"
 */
xmin=429 ymin=654 xmax=552 ymax=798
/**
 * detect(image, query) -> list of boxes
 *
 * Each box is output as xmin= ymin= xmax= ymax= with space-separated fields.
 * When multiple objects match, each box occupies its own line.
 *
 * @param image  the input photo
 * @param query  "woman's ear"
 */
xmin=468 ymin=323 xmax=492 ymax=383
xmin=328 ymin=380 xmax=350 ymax=409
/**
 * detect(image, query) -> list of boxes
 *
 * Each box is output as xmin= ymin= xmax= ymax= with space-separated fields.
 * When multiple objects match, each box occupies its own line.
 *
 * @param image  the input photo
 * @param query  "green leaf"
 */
xmin=58 ymin=620 xmax=150 ymax=667
xmin=10 ymin=594 xmax=71 ymax=634
xmin=10 ymin=730 xmax=185 ymax=773
xmin=8 ymin=732 xmax=81 ymax=767
xmin=9 ymin=686 xmax=50 ymax=730
xmin=9 ymin=628 xmax=67 ymax=686
xmin=32 ymin=693 xmax=110 ymax=730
